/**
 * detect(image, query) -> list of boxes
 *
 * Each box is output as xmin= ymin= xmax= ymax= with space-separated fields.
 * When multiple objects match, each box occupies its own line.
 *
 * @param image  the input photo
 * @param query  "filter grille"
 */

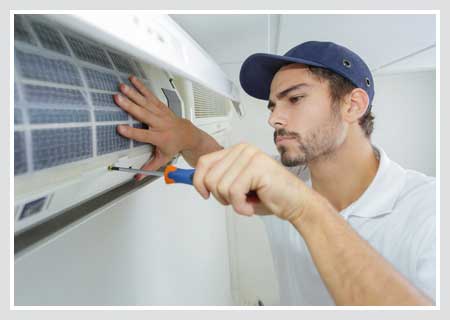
xmin=14 ymin=15 xmax=153 ymax=176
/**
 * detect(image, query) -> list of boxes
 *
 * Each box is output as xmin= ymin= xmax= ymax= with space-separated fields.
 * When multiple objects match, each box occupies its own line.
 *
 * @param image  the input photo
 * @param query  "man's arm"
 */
xmin=178 ymin=119 xmax=223 ymax=167
xmin=114 ymin=76 xmax=222 ymax=176
xmin=193 ymin=144 xmax=433 ymax=306
xmin=290 ymin=193 xmax=433 ymax=306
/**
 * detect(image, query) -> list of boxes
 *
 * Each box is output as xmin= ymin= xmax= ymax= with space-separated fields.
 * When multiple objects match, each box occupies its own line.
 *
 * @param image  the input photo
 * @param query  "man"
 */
xmin=114 ymin=41 xmax=436 ymax=306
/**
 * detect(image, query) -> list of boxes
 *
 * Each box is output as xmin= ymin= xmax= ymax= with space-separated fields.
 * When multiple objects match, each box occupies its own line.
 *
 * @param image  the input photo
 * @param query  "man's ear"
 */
xmin=342 ymin=88 xmax=369 ymax=123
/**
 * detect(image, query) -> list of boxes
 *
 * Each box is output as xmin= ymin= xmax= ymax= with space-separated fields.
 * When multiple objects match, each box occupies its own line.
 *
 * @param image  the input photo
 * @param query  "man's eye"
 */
xmin=290 ymin=96 xmax=304 ymax=104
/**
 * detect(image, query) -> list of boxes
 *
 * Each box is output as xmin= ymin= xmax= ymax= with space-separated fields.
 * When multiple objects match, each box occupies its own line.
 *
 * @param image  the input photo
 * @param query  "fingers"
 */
xmin=193 ymin=148 xmax=231 ymax=199
xmin=228 ymin=162 xmax=260 ymax=216
xmin=119 ymin=83 xmax=148 ymax=109
xmin=114 ymin=94 xmax=155 ymax=125
xmin=193 ymin=144 xmax=260 ymax=207
xmin=129 ymin=76 xmax=165 ymax=109
xmin=193 ymin=144 xmax=269 ymax=217
xmin=204 ymin=144 xmax=254 ymax=205
xmin=117 ymin=76 xmax=166 ymax=118
xmin=214 ymin=146 xmax=259 ymax=204
xmin=117 ymin=125 xmax=158 ymax=145
xmin=191 ymin=143 xmax=297 ymax=219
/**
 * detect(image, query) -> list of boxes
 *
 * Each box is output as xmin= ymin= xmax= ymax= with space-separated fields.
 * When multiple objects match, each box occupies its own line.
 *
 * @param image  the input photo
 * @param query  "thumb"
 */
xmin=135 ymin=148 xmax=172 ymax=181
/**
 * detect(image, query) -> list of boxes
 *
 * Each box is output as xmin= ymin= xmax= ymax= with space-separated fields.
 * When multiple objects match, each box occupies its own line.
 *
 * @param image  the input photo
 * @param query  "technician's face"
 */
xmin=268 ymin=64 xmax=346 ymax=167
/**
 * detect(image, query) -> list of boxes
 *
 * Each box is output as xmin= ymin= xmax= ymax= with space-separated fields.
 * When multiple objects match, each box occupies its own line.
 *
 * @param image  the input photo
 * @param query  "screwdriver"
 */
xmin=108 ymin=164 xmax=259 ymax=201
xmin=108 ymin=164 xmax=195 ymax=185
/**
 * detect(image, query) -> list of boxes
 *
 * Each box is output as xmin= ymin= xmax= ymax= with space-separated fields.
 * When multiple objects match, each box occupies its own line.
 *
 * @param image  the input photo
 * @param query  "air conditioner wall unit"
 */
xmin=13 ymin=13 xmax=240 ymax=252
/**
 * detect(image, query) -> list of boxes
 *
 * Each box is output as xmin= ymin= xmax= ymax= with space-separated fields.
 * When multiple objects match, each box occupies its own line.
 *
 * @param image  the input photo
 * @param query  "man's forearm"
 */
xmin=291 ymin=192 xmax=432 ymax=306
xmin=179 ymin=119 xmax=224 ymax=167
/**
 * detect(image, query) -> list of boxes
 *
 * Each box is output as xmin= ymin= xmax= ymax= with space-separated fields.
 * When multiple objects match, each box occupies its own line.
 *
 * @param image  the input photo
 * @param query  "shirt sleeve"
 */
xmin=407 ymin=178 xmax=437 ymax=304
xmin=414 ymin=213 xmax=436 ymax=303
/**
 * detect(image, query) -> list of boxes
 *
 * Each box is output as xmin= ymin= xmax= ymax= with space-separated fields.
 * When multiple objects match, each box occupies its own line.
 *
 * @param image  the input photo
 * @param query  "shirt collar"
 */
xmin=305 ymin=146 xmax=407 ymax=219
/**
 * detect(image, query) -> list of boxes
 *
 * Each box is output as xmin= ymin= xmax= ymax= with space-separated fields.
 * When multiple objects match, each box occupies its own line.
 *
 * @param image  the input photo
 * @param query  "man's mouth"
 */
xmin=275 ymin=136 xmax=296 ymax=144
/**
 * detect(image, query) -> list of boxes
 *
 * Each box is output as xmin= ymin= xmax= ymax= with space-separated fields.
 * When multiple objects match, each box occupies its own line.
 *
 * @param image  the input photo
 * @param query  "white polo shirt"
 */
xmin=261 ymin=147 xmax=436 ymax=305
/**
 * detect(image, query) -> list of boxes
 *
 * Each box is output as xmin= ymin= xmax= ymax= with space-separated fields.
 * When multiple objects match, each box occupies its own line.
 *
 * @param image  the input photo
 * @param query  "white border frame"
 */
xmin=10 ymin=9 xmax=440 ymax=311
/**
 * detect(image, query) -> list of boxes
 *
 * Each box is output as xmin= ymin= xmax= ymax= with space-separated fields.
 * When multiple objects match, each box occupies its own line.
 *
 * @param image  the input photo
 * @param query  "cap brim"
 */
xmin=239 ymin=53 xmax=326 ymax=100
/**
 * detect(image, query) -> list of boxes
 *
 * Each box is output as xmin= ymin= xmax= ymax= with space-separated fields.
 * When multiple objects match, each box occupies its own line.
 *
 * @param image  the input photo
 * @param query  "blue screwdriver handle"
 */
xmin=164 ymin=165 xmax=195 ymax=185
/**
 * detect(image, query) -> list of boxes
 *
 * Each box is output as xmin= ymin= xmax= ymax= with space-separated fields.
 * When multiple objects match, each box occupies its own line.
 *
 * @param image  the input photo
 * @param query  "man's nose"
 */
xmin=268 ymin=107 xmax=287 ymax=129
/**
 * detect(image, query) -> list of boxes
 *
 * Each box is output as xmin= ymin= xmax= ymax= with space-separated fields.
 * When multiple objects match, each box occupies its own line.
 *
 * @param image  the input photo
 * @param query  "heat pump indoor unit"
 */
xmin=14 ymin=13 xmax=241 ymax=256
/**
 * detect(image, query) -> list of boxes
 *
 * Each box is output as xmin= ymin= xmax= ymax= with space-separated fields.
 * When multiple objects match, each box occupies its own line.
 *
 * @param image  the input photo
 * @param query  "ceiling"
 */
xmin=170 ymin=14 xmax=436 ymax=84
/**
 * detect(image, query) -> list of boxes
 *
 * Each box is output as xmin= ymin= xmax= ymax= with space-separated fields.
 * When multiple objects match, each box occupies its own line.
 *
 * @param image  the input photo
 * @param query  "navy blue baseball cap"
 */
xmin=239 ymin=41 xmax=374 ymax=104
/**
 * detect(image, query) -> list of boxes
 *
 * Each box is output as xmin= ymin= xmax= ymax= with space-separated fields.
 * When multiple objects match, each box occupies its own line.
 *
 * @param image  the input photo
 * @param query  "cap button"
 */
xmin=343 ymin=59 xmax=352 ymax=68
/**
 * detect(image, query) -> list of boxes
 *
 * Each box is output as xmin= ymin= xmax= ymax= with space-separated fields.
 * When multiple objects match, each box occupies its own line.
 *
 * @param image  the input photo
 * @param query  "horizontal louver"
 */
xmin=193 ymin=82 xmax=230 ymax=118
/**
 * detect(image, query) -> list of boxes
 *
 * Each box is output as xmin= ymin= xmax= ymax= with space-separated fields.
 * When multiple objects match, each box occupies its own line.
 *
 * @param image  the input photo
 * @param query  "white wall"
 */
xmin=15 ymin=157 xmax=234 ymax=306
xmin=372 ymin=70 xmax=436 ymax=176
xmin=221 ymin=63 xmax=436 ymax=305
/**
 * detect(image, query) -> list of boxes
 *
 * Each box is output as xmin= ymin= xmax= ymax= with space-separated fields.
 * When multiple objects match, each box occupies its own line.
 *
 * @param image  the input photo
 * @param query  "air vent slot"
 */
xmin=192 ymin=83 xmax=230 ymax=119
xmin=19 ymin=196 xmax=47 ymax=220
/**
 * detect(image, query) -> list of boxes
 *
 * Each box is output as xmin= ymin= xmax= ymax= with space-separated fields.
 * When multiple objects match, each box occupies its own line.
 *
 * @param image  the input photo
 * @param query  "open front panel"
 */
xmin=14 ymin=14 xmax=185 ymax=237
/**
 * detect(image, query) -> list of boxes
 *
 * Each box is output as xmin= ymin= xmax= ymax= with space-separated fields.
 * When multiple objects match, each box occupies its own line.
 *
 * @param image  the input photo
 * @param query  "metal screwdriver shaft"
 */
xmin=108 ymin=165 xmax=164 ymax=177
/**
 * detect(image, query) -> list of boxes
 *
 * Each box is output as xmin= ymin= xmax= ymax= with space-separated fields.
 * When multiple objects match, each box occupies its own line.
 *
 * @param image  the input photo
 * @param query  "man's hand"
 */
xmin=193 ymin=143 xmax=314 ymax=222
xmin=114 ymin=76 xmax=194 ymax=180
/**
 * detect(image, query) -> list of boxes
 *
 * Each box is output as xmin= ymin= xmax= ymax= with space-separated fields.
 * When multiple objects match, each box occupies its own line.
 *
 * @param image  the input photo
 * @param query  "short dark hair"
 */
xmin=307 ymin=66 xmax=375 ymax=138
